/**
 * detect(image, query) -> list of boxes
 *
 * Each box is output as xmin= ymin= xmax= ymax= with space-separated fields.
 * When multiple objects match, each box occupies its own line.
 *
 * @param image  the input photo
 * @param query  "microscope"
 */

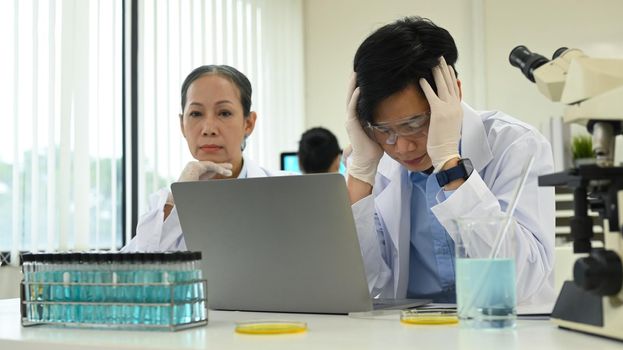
xmin=510 ymin=46 xmax=623 ymax=340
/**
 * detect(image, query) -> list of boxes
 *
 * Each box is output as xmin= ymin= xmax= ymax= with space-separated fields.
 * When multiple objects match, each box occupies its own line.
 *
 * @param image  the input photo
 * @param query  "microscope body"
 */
xmin=511 ymin=46 xmax=623 ymax=340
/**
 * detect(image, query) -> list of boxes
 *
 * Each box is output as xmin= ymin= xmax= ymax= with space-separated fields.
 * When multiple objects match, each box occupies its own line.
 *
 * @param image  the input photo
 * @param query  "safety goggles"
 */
xmin=365 ymin=111 xmax=430 ymax=145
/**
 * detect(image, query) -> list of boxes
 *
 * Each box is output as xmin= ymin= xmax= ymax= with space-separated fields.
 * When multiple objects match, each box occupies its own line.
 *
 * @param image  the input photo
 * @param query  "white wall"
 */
xmin=303 ymin=0 xmax=477 ymax=148
xmin=485 ymin=0 xmax=623 ymax=131
xmin=303 ymin=0 xmax=623 ymax=146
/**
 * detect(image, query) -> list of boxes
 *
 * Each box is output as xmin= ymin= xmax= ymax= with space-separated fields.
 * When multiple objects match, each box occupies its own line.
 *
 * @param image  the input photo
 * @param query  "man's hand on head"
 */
xmin=419 ymin=57 xmax=463 ymax=173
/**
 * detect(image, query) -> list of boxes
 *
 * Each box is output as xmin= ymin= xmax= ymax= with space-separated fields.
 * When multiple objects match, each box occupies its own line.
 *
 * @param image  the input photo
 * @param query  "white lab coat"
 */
xmin=352 ymin=102 xmax=556 ymax=308
xmin=123 ymin=157 xmax=285 ymax=252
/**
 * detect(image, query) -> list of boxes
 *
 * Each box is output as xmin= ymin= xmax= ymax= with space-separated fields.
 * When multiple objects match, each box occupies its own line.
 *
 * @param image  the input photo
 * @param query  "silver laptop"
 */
xmin=172 ymin=173 xmax=428 ymax=314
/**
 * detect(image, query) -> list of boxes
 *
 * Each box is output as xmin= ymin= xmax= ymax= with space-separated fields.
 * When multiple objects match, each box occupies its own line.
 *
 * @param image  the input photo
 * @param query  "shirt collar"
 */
xmin=237 ymin=157 xmax=248 ymax=179
xmin=409 ymin=170 xmax=429 ymax=183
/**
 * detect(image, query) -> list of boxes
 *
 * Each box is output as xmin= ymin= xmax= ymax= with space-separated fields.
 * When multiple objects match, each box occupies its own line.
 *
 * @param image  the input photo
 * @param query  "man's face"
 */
xmin=372 ymin=84 xmax=433 ymax=172
xmin=180 ymin=74 xmax=256 ymax=172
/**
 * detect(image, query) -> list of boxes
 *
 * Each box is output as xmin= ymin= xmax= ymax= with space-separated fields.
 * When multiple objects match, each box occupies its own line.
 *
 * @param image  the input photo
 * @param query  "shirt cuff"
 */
xmin=443 ymin=189 xmax=456 ymax=200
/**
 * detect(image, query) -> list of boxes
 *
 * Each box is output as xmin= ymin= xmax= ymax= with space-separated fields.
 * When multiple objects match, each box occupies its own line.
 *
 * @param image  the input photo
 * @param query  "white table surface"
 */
xmin=1 ymin=299 xmax=621 ymax=350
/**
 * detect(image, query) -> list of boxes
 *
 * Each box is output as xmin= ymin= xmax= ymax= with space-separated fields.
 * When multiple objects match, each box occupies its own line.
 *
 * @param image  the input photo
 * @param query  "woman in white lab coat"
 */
xmin=345 ymin=17 xmax=555 ymax=308
xmin=123 ymin=65 xmax=283 ymax=252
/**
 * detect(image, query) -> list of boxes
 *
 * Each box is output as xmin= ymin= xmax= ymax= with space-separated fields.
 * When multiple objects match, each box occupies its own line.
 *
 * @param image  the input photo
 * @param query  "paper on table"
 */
xmin=517 ymin=302 xmax=554 ymax=316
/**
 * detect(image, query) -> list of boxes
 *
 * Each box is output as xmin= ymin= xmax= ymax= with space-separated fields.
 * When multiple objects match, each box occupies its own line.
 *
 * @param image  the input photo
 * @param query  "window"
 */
xmin=0 ymin=0 xmax=124 ymax=264
xmin=136 ymin=0 xmax=304 ymax=225
xmin=0 ymin=0 xmax=305 ymax=263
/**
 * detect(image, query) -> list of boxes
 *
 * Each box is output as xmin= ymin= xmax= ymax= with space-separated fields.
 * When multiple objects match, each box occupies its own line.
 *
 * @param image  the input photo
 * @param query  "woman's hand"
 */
xmin=166 ymin=161 xmax=233 ymax=206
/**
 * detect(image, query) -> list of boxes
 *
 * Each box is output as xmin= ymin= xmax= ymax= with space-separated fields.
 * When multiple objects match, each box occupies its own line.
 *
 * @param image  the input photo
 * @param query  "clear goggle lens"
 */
xmin=366 ymin=112 xmax=430 ymax=145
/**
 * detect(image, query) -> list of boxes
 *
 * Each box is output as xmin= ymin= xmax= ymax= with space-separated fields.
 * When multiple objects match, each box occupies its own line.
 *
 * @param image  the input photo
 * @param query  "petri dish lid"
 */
xmin=235 ymin=320 xmax=307 ymax=335
xmin=400 ymin=309 xmax=458 ymax=325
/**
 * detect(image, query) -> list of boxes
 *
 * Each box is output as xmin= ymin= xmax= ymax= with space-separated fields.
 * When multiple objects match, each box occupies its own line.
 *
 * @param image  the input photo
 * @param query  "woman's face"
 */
xmin=180 ymin=74 xmax=256 ymax=172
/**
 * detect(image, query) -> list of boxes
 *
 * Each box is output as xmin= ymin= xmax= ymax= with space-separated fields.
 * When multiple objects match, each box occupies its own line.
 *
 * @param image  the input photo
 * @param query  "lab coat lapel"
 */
xmin=460 ymin=102 xmax=493 ymax=172
xmin=158 ymin=206 xmax=183 ymax=250
xmin=375 ymin=156 xmax=411 ymax=297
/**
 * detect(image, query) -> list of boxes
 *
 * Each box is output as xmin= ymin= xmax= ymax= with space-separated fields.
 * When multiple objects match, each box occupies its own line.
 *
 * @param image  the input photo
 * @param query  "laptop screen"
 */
xmin=279 ymin=152 xmax=346 ymax=175
xmin=173 ymin=174 xmax=371 ymax=313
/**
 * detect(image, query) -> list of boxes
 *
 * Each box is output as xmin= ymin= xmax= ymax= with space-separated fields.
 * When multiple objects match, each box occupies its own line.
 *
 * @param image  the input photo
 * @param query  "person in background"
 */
xmin=345 ymin=16 xmax=555 ymax=307
xmin=124 ymin=65 xmax=285 ymax=252
xmin=298 ymin=127 xmax=342 ymax=174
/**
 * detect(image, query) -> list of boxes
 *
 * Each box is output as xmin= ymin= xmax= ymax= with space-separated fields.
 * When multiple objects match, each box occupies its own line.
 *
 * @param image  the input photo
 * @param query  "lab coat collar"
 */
xmin=377 ymin=155 xmax=403 ymax=180
xmin=238 ymin=156 xmax=249 ymax=178
xmin=460 ymin=102 xmax=494 ymax=173
xmin=244 ymin=156 xmax=269 ymax=178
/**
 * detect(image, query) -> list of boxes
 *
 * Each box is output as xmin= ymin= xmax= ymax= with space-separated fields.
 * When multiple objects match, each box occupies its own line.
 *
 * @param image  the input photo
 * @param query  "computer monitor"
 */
xmin=280 ymin=152 xmax=346 ymax=175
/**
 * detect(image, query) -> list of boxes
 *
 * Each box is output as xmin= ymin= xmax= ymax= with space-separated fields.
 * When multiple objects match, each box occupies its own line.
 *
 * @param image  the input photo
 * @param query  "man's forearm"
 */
xmin=347 ymin=175 xmax=373 ymax=204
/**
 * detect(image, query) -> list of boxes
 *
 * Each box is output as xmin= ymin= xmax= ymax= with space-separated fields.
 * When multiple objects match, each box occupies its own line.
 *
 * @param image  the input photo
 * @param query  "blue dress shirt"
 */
xmin=406 ymin=171 xmax=456 ymax=302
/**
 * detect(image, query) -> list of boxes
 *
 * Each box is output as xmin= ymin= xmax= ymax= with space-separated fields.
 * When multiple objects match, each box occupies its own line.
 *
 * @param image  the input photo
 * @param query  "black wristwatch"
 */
xmin=436 ymin=158 xmax=474 ymax=187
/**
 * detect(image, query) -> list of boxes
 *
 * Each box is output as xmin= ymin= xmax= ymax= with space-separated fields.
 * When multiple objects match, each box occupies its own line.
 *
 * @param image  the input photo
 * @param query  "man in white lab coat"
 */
xmin=346 ymin=17 xmax=555 ymax=307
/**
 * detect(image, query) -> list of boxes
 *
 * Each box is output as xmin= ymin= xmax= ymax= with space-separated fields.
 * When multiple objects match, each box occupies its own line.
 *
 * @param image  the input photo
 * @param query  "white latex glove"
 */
xmin=419 ymin=56 xmax=463 ymax=172
xmin=166 ymin=161 xmax=233 ymax=206
xmin=345 ymin=73 xmax=384 ymax=186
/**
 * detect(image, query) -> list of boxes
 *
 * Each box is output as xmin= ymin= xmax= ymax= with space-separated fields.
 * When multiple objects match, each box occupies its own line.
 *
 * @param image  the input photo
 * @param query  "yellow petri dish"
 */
xmin=235 ymin=320 xmax=308 ymax=335
xmin=400 ymin=309 xmax=458 ymax=325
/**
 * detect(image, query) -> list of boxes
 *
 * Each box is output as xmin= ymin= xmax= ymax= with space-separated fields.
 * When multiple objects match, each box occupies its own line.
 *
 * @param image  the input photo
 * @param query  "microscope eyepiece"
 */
xmin=509 ymin=45 xmax=549 ymax=83
xmin=552 ymin=47 xmax=568 ymax=60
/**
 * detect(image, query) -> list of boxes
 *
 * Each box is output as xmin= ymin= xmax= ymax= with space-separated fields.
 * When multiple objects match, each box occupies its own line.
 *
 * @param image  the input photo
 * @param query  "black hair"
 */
xmin=180 ymin=65 xmax=253 ymax=116
xmin=298 ymin=127 xmax=341 ymax=174
xmin=353 ymin=16 xmax=458 ymax=124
